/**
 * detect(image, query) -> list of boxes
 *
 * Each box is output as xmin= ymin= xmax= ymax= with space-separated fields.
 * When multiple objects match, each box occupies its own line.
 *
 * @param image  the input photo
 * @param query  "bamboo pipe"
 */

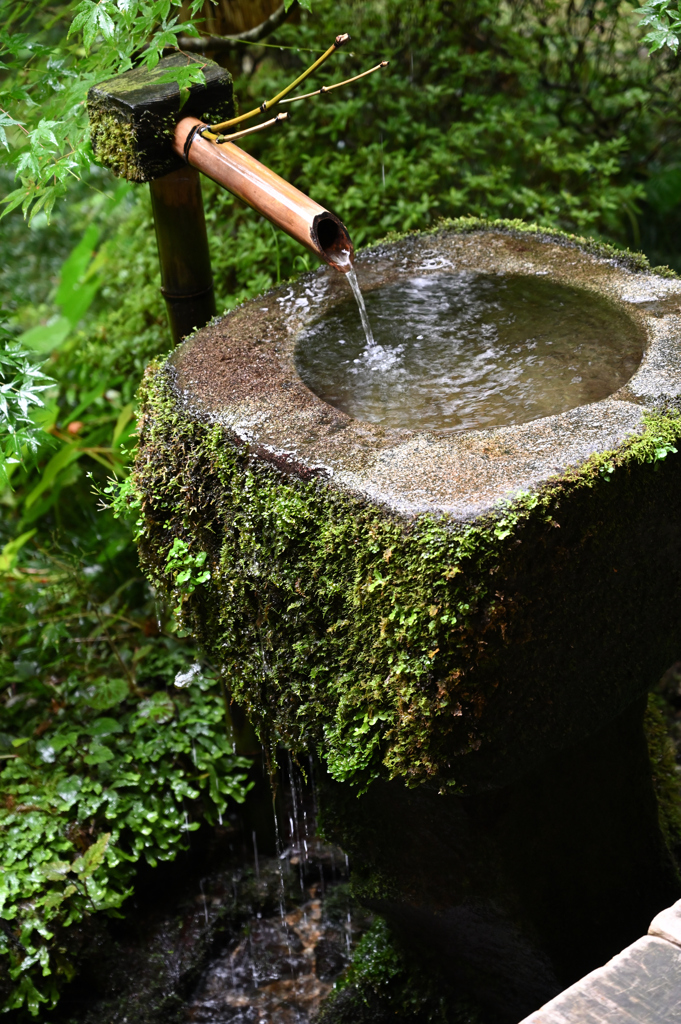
xmin=173 ymin=116 xmax=354 ymax=273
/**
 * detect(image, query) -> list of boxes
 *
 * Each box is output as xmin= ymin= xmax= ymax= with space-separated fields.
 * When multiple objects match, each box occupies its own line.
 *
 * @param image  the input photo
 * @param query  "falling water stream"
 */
xmin=184 ymin=757 xmax=364 ymax=1024
xmin=345 ymin=267 xmax=375 ymax=347
xmin=55 ymin=757 xmax=366 ymax=1024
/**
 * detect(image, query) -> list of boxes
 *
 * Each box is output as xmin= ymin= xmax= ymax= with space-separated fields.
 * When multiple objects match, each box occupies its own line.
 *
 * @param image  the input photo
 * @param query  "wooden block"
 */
xmin=87 ymin=52 xmax=235 ymax=182
xmin=517 ymin=936 xmax=681 ymax=1023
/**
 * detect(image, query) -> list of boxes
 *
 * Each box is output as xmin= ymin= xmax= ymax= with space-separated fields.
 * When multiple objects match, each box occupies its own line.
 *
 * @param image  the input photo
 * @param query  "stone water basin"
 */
xmin=135 ymin=224 xmax=681 ymax=1020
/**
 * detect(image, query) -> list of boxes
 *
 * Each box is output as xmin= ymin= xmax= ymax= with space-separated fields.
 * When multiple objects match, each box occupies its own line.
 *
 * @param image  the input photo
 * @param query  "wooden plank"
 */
xmin=518 ymin=937 xmax=681 ymax=1023
xmin=649 ymin=899 xmax=681 ymax=948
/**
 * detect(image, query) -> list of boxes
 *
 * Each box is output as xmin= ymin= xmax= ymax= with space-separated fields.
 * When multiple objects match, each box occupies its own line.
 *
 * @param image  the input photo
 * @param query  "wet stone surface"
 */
xmin=187 ymin=885 xmax=353 ymax=1023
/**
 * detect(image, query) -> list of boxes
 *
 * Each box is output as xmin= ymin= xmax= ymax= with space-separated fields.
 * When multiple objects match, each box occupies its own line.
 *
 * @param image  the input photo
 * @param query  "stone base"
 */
xmin=131 ymin=223 xmax=681 ymax=1020
xmin=319 ymin=697 xmax=680 ymax=1022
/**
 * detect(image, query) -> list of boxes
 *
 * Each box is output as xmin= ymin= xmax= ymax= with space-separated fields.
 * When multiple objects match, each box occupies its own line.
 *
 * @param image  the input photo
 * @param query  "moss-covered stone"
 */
xmin=379 ymin=214 xmax=680 ymax=278
xmin=128 ymin=225 xmax=681 ymax=795
xmin=317 ymin=917 xmax=479 ymax=1024
xmin=645 ymin=692 xmax=681 ymax=853
xmin=130 ymin=361 xmax=681 ymax=793
xmin=314 ymin=694 xmax=680 ymax=1021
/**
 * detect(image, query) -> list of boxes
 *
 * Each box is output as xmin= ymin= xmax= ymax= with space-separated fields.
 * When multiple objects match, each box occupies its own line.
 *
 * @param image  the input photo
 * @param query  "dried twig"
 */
xmin=279 ymin=61 xmax=389 ymax=103
xmin=203 ymin=33 xmax=350 ymax=138
xmin=214 ymin=111 xmax=290 ymax=143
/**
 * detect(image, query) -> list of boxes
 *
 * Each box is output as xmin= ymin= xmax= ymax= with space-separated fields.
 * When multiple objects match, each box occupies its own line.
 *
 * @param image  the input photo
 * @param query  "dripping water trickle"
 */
xmin=199 ymin=878 xmax=209 ymax=925
xmin=273 ymin=802 xmax=287 ymax=927
xmin=252 ymin=830 xmax=260 ymax=880
xmin=183 ymin=754 xmax=372 ymax=1022
xmin=346 ymin=267 xmax=375 ymax=348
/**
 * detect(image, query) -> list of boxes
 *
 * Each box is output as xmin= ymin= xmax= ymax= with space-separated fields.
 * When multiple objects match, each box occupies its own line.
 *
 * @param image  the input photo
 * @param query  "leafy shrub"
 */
xmin=0 ymin=546 xmax=252 ymax=1015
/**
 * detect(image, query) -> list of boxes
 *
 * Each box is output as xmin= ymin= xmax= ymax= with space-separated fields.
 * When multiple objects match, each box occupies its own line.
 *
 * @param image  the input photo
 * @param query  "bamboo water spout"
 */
xmin=87 ymin=47 xmax=372 ymax=339
xmin=174 ymin=116 xmax=354 ymax=273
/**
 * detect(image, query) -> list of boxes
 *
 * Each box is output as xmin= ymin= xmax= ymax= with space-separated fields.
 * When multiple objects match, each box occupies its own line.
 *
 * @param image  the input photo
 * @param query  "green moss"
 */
xmin=127 ymin=343 xmax=681 ymax=793
xmin=88 ymin=104 xmax=180 ymax=183
xmin=88 ymin=109 xmax=142 ymax=182
xmin=367 ymin=215 xmax=679 ymax=278
xmin=318 ymin=917 xmax=481 ymax=1024
xmin=341 ymin=918 xmax=404 ymax=994
xmin=645 ymin=693 xmax=681 ymax=851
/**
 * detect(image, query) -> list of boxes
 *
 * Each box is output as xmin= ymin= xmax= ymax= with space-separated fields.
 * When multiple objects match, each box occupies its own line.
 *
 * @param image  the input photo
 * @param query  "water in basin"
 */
xmin=295 ymin=272 xmax=644 ymax=432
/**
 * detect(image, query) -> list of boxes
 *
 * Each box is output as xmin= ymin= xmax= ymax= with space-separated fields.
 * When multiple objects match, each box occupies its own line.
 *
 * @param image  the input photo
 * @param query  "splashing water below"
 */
xmin=295 ymin=272 xmax=644 ymax=433
xmin=184 ymin=759 xmax=366 ymax=1024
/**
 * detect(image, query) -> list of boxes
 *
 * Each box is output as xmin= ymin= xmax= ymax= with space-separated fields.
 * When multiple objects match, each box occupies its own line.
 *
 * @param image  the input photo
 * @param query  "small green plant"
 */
xmin=166 ymin=537 xmax=211 ymax=595
xmin=647 ymin=437 xmax=679 ymax=465
xmin=637 ymin=0 xmax=681 ymax=53
xmin=0 ymin=313 xmax=54 ymax=487
xmin=342 ymin=918 xmax=403 ymax=995
xmin=324 ymin=916 xmax=473 ymax=1022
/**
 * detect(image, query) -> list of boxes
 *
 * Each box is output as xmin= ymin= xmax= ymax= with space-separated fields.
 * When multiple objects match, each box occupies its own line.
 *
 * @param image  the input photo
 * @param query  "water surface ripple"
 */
xmin=295 ymin=272 xmax=643 ymax=432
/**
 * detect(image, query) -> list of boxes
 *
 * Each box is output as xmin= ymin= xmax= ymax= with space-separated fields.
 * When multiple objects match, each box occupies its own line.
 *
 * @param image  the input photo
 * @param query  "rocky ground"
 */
xmin=51 ymin=763 xmax=372 ymax=1024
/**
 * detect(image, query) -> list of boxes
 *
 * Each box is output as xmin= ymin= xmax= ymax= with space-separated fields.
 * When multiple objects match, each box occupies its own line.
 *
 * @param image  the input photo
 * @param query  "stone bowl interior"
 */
xmin=293 ymin=269 xmax=645 ymax=435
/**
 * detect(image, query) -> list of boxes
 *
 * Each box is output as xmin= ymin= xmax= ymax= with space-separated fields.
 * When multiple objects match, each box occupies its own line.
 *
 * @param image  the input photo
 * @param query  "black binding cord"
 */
xmin=183 ymin=123 xmax=206 ymax=163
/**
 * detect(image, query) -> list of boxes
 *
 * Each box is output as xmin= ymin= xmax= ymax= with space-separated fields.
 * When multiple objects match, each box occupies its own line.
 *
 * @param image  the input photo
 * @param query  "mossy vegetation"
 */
xmin=87 ymin=111 xmax=144 ymax=183
xmin=386 ymin=214 xmax=679 ymax=278
xmin=645 ymin=693 xmax=681 ymax=853
xmin=318 ymin=917 xmax=480 ymax=1024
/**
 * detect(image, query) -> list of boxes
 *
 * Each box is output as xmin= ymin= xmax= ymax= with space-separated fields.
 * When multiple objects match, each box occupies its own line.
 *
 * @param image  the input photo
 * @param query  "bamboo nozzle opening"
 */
xmin=312 ymin=212 xmax=353 ymax=272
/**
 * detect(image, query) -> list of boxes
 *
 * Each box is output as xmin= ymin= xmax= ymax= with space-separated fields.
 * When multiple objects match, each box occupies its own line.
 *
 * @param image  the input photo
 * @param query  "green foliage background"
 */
xmin=3 ymin=0 xmax=681 ymax=1016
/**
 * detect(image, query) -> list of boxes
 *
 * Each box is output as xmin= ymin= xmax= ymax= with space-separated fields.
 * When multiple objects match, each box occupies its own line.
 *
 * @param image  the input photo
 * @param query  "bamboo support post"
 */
xmin=149 ymin=166 xmax=216 ymax=345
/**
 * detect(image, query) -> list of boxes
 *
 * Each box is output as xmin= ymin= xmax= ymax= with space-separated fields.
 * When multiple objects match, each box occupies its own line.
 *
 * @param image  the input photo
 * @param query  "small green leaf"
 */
xmin=19 ymin=316 xmax=72 ymax=354
xmin=112 ymin=402 xmax=135 ymax=444
xmin=0 ymin=528 xmax=36 ymax=572
xmin=85 ymin=677 xmax=129 ymax=710
xmin=55 ymin=776 xmax=83 ymax=807
xmin=88 ymin=717 xmax=123 ymax=737
xmin=24 ymin=444 xmax=83 ymax=510
xmin=73 ymin=833 xmax=111 ymax=880
xmin=83 ymin=744 xmax=115 ymax=765
xmin=136 ymin=692 xmax=175 ymax=724
xmin=39 ymin=861 xmax=72 ymax=882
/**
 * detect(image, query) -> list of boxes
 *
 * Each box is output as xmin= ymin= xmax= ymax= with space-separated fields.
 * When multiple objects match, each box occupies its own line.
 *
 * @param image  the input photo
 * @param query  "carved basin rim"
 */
xmin=169 ymin=226 xmax=681 ymax=521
